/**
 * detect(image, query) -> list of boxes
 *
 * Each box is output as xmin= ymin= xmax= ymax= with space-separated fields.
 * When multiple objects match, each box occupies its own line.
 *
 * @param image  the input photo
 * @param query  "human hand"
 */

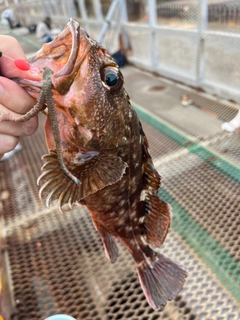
xmin=0 ymin=35 xmax=41 ymax=159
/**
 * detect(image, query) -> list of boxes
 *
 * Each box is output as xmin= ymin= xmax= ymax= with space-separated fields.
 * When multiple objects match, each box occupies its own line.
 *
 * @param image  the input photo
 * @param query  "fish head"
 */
xmin=17 ymin=19 xmax=131 ymax=207
xmin=23 ymin=19 xmax=129 ymax=147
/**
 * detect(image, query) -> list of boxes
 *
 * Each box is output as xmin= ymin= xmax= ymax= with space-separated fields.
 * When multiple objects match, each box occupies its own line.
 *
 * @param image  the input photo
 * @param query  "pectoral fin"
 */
xmin=37 ymin=150 xmax=127 ymax=211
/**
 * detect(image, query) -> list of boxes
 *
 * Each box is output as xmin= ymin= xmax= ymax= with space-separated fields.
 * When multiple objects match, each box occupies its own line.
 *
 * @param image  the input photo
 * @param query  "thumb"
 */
xmin=0 ymin=35 xmax=41 ymax=81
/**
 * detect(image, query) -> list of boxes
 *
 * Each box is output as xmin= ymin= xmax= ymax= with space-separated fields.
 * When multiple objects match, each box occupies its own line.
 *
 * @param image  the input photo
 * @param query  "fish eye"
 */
xmin=106 ymin=72 xmax=118 ymax=87
xmin=100 ymin=66 xmax=123 ymax=92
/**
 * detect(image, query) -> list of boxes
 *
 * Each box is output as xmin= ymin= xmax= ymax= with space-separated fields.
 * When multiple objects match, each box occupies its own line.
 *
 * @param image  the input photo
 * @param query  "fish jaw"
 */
xmin=28 ymin=19 xmax=80 ymax=80
xmin=16 ymin=18 xmax=127 ymax=138
xmin=15 ymin=19 xmax=89 ymax=98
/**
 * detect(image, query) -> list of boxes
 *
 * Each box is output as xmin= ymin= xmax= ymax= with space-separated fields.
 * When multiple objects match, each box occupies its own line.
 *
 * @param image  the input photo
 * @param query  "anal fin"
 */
xmin=137 ymin=253 xmax=188 ymax=310
xmin=94 ymin=223 xmax=118 ymax=263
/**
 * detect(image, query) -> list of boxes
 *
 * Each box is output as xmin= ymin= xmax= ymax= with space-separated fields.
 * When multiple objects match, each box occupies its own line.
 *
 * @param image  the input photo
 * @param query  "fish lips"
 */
xmin=15 ymin=19 xmax=91 ymax=97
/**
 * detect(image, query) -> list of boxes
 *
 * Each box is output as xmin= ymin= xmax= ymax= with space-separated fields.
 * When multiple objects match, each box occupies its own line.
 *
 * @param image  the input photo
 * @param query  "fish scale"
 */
xmin=0 ymin=18 xmax=187 ymax=310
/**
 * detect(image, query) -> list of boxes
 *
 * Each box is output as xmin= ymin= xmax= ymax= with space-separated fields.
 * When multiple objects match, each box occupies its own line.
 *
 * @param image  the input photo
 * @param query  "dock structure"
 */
xmin=0 ymin=1 xmax=239 ymax=319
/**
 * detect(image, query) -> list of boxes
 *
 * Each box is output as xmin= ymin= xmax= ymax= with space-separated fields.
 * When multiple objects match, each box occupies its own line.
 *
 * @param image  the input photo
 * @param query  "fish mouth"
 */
xmin=13 ymin=78 xmax=42 ymax=97
xmin=54 ymin=18 xmax=80 ymax=78
xmin=12 ymin=19 xmax=93 ymax=187
xmin=14 ymin=18 xmax=90 ymax=96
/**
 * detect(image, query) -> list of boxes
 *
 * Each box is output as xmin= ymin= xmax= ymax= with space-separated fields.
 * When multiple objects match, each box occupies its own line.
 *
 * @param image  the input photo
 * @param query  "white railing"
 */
xmin=4 ymin=0 xmax=240 ymax=104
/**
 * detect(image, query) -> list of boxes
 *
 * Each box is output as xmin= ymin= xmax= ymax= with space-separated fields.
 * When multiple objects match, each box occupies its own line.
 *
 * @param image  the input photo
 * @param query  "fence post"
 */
xmin=196 ymin=0 xmax=208 ymax=86
xmin=97 ymin=0 xmax=121 ymax=44
xmin=119 ymin=0 xmax=130 ymax=51
xmin=60 ymin=0 xmax=72 ymax=22
xmin=148 ymin=0 xmax=158 ymax=71
xmin=93 ymin=0 xmax=103 ymax=22
xmin=66 ymin=0 xmax=77 ymax=18
xmin=78 ymin=0 xmax=89 ymax=31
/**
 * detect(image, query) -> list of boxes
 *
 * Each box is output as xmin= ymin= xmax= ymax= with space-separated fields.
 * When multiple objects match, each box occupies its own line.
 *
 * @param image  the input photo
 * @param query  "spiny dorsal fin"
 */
xmin=37 ymin=150 xmax=128 ymax=211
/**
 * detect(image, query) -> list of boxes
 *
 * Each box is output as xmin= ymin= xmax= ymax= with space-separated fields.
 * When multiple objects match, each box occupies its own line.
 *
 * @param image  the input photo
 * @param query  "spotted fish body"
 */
xmin=15 ymin=19 xmax=187 ymax=309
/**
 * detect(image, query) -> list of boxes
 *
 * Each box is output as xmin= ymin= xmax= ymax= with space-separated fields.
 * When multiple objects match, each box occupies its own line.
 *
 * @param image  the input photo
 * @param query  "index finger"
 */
xmin=0 ymin=76 xmax=35 ymax=113
xmin=0 ymin=35 xmax=41 ymax=81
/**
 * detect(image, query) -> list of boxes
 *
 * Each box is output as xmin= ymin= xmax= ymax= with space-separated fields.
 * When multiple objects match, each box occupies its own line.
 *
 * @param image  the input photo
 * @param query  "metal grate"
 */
xmin=1 ymin=111 xmax=239 ymax=320
xmin=122 ymin=66 xmax=239 ymax=141
xmin=140 ymin=121 xmax=183 ymax=159
xmin=205 ymin=131 xmax=240 ymax=166
xmin=156 ymin=0 xmax=198 ymax=29
xmin=202 ymin=31 xmax=240 ymax=103
xmin=185 ymin=91 xmax=239 ymax=123
xmin=158 ymin=152 xmax=240 ymax=262
xmin=1 ymin=8 xmax=239 ymax=320
xmin=208 ymin=0 xmax=240 ymax=33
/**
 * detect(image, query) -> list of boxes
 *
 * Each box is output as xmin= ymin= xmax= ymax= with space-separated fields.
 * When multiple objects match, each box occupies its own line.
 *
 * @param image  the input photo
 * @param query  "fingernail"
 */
xmin=0 ymin=84 xmax=5 ymax=98
xmin=13 ymin=59 xmax=41 ymax=76
xmin=14 ymin=59 xmax=30 ymax=71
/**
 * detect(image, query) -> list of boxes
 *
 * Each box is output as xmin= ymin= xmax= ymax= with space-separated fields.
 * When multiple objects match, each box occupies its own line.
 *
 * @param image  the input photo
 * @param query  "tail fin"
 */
xmin=137 ymin=253 xmax=187 ymax=310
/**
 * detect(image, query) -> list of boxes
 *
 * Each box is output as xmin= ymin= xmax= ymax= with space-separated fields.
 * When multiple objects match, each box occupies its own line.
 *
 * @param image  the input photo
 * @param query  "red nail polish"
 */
xmin=14 ymin=59 xmax=30 ymax=71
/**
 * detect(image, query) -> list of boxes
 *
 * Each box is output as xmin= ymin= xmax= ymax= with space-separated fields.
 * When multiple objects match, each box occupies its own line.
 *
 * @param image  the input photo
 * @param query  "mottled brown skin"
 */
xmin=11 ymin=20 xmax=187 ymax=309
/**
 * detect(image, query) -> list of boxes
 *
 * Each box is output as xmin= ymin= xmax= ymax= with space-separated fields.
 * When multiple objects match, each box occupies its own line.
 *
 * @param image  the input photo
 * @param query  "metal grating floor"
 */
xmin=122 ymin=66 xmax=239 ymax=141
xmin=0 ymin=26 xmax=240 ymax=320
xmin=205 ymin=131 xmax=240 ymax=167
xmin=0 ymin=110 xmax=239 ymax=320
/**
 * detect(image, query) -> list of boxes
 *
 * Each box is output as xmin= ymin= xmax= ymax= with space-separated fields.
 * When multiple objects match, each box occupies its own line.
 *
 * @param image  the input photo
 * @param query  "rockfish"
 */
xmin=2 ymin=19 xmax=187 ymax=309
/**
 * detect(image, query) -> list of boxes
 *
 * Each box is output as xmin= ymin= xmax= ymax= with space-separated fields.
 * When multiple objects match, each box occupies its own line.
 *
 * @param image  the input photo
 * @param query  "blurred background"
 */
xmin=0 ymin=1 xmax=239 ymax=320
xmin=1 ymin=0 xmax=240 ymax=103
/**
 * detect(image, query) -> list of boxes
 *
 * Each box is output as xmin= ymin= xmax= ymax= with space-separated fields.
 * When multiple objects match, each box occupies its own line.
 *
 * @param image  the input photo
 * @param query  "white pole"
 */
xmin=120 ymin=0 xmax=129 ymax=50
xmin=97 ymin=0 xmax=120 ymax=44
xmin=93 ymin=0 xmax=103 ymax=22
xmin=196 ymin=0 xmax=208 ymax=85
xmin=78 ymin=0 xmax=89 ymax=31
xmin=148 ymin=0 xmax=158 ymax=71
